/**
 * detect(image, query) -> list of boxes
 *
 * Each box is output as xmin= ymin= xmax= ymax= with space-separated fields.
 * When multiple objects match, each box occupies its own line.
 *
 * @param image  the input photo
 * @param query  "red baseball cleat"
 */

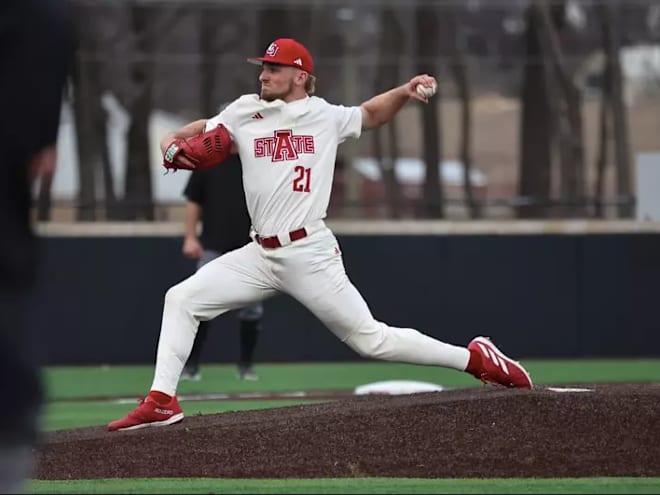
xmin=107 ymin=394 xmax=184 ymax=431
xmin=467 ymin=336 xmax=533 ymax=389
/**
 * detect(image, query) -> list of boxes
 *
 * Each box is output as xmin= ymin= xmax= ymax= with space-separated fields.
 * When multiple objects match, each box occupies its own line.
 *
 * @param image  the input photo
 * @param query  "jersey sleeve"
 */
xmin=205 ymin=111 xmax=231 ymax=135
xmin=204 ymin=99 xmax=240 ymax=136
xmin=330 ymin=104 xmax=362 ymax=143
xmin=204 ymin=95 xmax=260 ymax=153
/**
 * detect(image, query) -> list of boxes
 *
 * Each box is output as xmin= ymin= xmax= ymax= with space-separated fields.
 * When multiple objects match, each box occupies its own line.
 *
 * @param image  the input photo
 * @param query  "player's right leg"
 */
xmin=108 ymin=243 xmax=278 ymax=431
xmin=180 ymin=321 xmax=207 ymax=381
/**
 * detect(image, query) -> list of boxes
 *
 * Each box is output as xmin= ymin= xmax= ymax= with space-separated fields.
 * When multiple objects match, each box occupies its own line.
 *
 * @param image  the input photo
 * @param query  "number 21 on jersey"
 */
xmin=293 ymin=165 xmax=311 ymax=192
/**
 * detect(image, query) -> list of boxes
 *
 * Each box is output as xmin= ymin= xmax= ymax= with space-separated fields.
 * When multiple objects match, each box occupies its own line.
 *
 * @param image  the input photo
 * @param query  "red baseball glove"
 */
xmin=162 ymin=124 xmax=232 ymax=171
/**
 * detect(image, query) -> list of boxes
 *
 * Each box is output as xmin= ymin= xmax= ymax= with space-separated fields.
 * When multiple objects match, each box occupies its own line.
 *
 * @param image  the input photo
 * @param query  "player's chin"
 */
xmin=260 ymin=88 xmax=280 ymax=102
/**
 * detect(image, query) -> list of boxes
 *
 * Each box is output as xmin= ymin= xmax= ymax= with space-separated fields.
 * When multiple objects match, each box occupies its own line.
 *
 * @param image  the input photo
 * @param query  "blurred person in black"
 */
xmin=0 ymin=0 xmax=73 ymax=491
xmin=180 ymin=154 xmax=264 ymax=382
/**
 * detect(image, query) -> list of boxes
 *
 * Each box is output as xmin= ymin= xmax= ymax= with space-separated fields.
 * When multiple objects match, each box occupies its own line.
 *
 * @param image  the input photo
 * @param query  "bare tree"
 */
xmin=594 ymin=57 xmax=611 ymax=218
xmin=257 ymin=6 xmax=294 ymax=52
xmin=69 ymin=1 xmax=117 ymax=221
xmin=117 ymin=3 xmax=156 ymax=220
xmin=443 ymin=7 xmax=479 ymax=218
xmin=535 ymin=0 xmax=586 ymax=218
xmin=36 ymin=86 xmax=73 ymax=221
xmin=199 ymin=6 xmax=219 ymax=117
xmin=199 ymin=6 xmax=257 ymax=115
xmin=601 ymin=0 xmax=633 ymax=218
xmin=373 ymin=7 xmax=404 ymax=218
xmin=415 ymin=1 xmax=444 ymax=218
xmin=518 ymin=4 xmax=554 ymax=218
xmin=518 ymin=1 xmax=586 ymax=218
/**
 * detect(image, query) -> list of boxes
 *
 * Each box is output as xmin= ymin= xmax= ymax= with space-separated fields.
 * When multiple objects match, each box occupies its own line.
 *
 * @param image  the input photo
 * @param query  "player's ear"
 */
xmin=295 ymin=70 xmax=308 ymax=87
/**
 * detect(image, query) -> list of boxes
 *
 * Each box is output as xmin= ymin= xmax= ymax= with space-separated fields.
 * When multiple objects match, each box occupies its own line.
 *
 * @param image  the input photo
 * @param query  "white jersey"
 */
xmin=205 ymin=94 xmax=362 ymax=236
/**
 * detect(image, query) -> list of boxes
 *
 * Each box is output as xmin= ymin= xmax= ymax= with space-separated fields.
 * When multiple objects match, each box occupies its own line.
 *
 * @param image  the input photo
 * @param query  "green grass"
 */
xmin=43 ymin=359 xmax=660 ymax=401
xmin=34 ymin=359 xmax=660 ymax=494
xmin=41 ymin=359 xmax=660 ymax=432
xmin=43 ymin=361 xmax=479 ymax=400
xmin=42 ymin=399 xmax=332 ymax=431
xmin=28 ymin=477 xmax=660 ymax=494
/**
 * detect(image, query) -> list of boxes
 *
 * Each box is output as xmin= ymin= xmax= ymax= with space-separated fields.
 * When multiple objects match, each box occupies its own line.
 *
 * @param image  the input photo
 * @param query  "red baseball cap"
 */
xmin=247 ymin=38 xmax=314 ymax=75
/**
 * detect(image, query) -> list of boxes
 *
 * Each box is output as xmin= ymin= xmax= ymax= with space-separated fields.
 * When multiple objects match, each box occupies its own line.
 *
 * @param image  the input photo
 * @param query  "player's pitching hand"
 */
xmin=407 ymin=74 xmax=438 ymax=103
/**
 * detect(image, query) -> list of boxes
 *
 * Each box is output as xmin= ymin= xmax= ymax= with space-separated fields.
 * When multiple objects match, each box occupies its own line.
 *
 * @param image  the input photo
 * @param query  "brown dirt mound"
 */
xmin=36 ymin=383 xmax=660 ymax=480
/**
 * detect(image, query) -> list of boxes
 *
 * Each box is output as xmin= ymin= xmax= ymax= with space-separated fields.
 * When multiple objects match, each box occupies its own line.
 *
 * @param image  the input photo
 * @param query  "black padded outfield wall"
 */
xmin=26 ymin=233 xmax=660 ymax=365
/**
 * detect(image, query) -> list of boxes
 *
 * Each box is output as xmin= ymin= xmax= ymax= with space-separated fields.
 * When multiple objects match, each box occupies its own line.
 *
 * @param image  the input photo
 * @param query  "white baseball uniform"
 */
xmin=151 ymin=94 xmax=470 ymax=395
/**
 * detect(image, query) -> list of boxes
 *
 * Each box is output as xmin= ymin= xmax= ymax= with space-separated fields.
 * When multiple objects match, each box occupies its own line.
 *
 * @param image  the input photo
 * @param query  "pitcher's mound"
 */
xmin=37 ymin=383 xmax=660 ymax=479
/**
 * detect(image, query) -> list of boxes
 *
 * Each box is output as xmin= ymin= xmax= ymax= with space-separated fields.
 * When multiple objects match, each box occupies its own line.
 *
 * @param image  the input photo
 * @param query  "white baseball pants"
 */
xmin=151 ymin=224 xmax=470 ymax=395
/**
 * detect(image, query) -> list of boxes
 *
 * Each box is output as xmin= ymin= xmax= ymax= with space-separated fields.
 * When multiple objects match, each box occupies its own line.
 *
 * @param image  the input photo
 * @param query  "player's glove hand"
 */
xmin=162 ymin=124 xmax=232 ymax=172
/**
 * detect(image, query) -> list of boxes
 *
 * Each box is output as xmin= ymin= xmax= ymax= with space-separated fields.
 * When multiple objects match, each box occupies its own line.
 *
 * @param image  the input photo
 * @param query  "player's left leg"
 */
xmin=294 ymin=276 xmax=471 ymax=370
xmin=280 ymin=229 xmax=531 ymax=388
xmin=279 ymin=229 xmax=469 ymax=369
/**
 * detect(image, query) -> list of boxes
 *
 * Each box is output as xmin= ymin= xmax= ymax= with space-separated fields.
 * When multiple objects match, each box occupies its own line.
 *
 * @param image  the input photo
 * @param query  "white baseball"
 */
xmin=416 ymin=81 xmax=437 ymax=99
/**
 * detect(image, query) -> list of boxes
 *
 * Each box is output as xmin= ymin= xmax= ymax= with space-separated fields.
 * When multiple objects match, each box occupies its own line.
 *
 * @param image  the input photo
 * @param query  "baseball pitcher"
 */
xmin=109 ymin=38 xmax=532 ymax=432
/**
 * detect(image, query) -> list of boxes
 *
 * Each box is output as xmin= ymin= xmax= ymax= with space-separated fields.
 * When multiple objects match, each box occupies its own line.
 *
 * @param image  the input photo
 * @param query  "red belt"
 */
xmin=255 ymin=227 xmax=308 ymax=248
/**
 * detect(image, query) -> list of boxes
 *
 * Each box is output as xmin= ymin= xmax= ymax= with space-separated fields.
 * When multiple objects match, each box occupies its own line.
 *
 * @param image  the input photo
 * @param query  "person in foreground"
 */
xmin=108 ymin=38 xmax=532 ymax=432
xmin=1 ymin=0 xmax=74 ymax=487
